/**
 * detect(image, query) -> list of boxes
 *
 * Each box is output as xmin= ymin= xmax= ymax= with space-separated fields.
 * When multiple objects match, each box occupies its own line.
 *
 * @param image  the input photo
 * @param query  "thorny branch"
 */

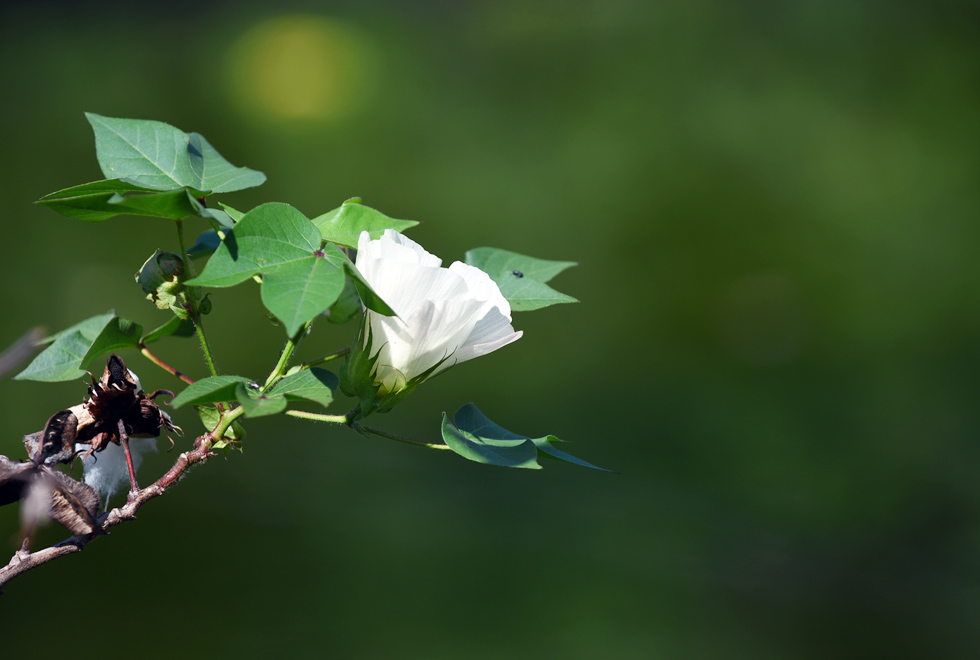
xmin=0 ymin=432 xmax=214 ymax=594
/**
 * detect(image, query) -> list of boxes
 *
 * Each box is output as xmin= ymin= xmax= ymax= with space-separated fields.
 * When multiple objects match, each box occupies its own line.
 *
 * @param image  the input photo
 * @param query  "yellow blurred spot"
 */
xmin=226 ymin=15 xmax=375 ymax=122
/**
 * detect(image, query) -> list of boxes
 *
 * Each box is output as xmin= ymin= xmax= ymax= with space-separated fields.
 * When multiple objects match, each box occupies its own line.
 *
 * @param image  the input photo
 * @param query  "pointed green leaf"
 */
xmin=186 ymin=133 xmax=267 ymax=193
xmin=37 ymin=179 xmax=206 ymax=222
xmin=342 ymin=262 xmax=396 ymax=317
xmin=86 ymin=113 xmax=265 ymax=193
xmin=441 ymin=411 xmax=540 ymax=469
xmin=268 ymin=368 xmax=338 ymax=407
xmin=464 ymin=248 xmax=576 ymax=283
xmin=218 ymin=203 xmax=246 ymax=222
xmin=531 ymin=436 xmax=614 ymax=472
xmin=443 ymin=403 xmax=609 ymax=471
xmin=464 ymin=247 xmax=578 ymax=311
xmin=37 ymin=312 xmax=116 ymax=347
xmin=171 ymin=375 xmax=252 ymax=408
xmin=186 ymin=202 xmax=322 ymax=287
xmin=79 ymin=317 xmax=143 ymax=368
xmin=234 ymin=382 xmax=287 ymax=418
xmin=15 ymin=312 xmax=117 ymax=382
xmin=313 ymin=199 xmax=418 ymax=248
xmin=142 ymin=317 xmax=195 ymax=344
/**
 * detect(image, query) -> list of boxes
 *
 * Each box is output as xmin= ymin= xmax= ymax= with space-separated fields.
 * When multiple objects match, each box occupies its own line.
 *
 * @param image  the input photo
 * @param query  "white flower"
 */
xmin=348 ymin=229 xmax=522 ymax=406
xmin=75 ymin=438 xmax=157 ymax=505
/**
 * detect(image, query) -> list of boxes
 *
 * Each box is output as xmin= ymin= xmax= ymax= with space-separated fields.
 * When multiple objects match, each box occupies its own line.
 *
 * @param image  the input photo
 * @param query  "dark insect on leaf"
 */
xmin=512 ymin=270 xmax=524 ymax=278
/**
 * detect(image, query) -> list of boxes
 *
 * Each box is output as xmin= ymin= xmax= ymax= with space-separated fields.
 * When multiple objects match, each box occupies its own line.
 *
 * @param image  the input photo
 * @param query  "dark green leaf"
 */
xmin=464 ymin=247 xmax=578 ymax=311
xmin=86 ymin=113 xmax=265 ymax=193
xmin=325 ymin=276 xmax=361 ymax=324
xmin=37 ymin=179 xmax=206 ymax=222
xmin=441 ymin=411 xmax=540 ymax=469
xmin=15 ymin=312 xmax=118 ymax=382
xmin=343 ymin=262 xmax=396 ymax=317
xmin=313 ymin=199 xmax=418 ymax=248
xmin=79 ymin=317 xmax=143 ymax=368
xmin=234 ymin=382 xmax=287 ymax=418
xmin=142 ymin=317 xmax=195 ymax=344
xmin=442 ymin=403 xmax=609 ymax=471
xmin=171 ymin=375 xmax=252 ymax=408
xmin=269 ymin=368 xmax=338 ymax=407
xmin=187 ymin=230 xmax=222 ymax=258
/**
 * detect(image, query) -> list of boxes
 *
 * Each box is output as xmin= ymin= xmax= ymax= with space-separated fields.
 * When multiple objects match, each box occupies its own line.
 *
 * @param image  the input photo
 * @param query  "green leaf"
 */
xmin=530 ymin=436 xmax=613 ymax=472
xmin=37 ymin=179 xmax=207 ymax=222
xmin=79 ymin=317 xmax=143 ymax=368
xmin=260 ymin=247 xmax=347 ymax=337
xmin=194 ymin=404 xmax=245 ymax=453
xmin=171 ymin=375 xmax=252 ymax=409
xmin=268 ymin=368 xmax=338 ymax=407
xmin=218 ymin=202 xmax=246 ymax=222
xmin=15 ymin=312 xmax=117 ymax=382
xmin=186 ymin=202 xmax=322 ymax=287
xmin=441 ymin=411 xmax=540 ymax=469
xmin=86 ymin=113 xmax=266 ymax=193
xmin=464 ymin=247 xmax=578 ymax=311
xmin=186 ymin=132 xmax=267 ymax=194
xmin=342 ymin=262 xmax=396 ymax=317
xmin=442 ymin=403 xmax=609 ymax=471
xmin=142 ymin=317 xmax=195 ymax=344
xmin=325 ymin=276 xmax=361 ymax=324
xmin=312 ymin=199 xmax=418 ymax=248
xmin=187 ymin=230 xmax=222 ymax=258
xmin=234 ymin=382 xmax=287 ymax=418
xmin=37 ymin=311 xmax=116 ymax=347
xmin=187 ymin=203 xmax=356 ymax=335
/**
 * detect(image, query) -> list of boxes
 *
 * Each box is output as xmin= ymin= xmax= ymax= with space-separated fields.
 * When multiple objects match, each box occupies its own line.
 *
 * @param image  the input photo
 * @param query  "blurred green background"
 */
xmin=1 ymin=1 xmax=979 ymax=657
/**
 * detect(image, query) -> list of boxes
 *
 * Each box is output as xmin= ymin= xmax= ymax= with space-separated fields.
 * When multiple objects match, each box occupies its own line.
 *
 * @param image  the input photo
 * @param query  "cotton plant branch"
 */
xmin=0 ymin=431 xmax=215 ymax=593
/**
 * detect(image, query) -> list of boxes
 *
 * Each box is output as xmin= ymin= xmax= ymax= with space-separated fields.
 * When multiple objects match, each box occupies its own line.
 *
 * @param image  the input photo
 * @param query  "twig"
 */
xmin=0 ymin=433 xmax=215 ymax=594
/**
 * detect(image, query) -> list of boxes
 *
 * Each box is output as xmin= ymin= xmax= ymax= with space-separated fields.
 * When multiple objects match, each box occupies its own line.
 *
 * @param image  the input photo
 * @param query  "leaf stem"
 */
xmin=284 ymin=410 xmax=350 ymax=424
xmin=353 ymin=424 xmax=451 ymax=450
xmin=140 ymin=346 xmax=195 ymax=386
xmin=300 ymin=347 xmax=349 ymax=369
xmin=261 ymin=320 xmax=313 ymax=392
xmin=212 ymin=405 xmax=245 ymax=440
xmin=175 ymin=218 xmax=219 ymax=377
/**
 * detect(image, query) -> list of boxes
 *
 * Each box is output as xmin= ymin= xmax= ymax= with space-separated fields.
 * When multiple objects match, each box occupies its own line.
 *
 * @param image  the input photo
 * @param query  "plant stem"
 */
xmin=212 ymin=405 xmax=245 ymax=440
xmin=261 ymin=320 xmax=313 ymax=392
xmin=300 ymin=347 xmax=349 ymax=369
xmin=175 ymin=218 xmax=218 ymax=377
xmin=140 ymin=346 xmax=195 ymax=386
xmin=284 ymin=410 xmax=350 ymax=424
xmin=354 ymin=424 xmax=451 ymax=450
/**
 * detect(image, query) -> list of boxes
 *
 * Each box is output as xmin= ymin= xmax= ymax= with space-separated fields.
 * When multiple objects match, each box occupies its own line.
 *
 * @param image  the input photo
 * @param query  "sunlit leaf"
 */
xmin=464 ymin=247 xmax=578 ymax=311
xmin=268 ymin=368 xmax=338 ymax=407
xmin=15 ymin=312 xmax=116 ymax=382
xmin=86 ymin=113 xmax=265 ymax=193
xmin=313 ymin=199 xmax=418 ymax=248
